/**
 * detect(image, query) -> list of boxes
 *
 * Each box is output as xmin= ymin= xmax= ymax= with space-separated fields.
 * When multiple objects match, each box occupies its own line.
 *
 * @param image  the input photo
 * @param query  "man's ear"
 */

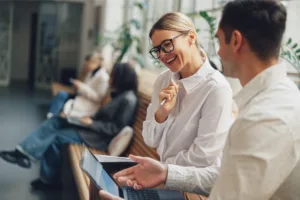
xmin=231 ymin=30 xmax=243 ymax=53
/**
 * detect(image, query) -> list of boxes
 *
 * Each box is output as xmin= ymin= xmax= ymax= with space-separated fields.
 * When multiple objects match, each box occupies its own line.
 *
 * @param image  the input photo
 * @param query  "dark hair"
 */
xmin=219 ymin=0 xmax=287 ymax=60
xmin=110 ymin=63 xmax=138 ymax=94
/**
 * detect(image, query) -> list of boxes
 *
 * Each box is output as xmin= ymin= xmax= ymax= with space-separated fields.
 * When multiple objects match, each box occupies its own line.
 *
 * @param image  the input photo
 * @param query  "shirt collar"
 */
xmin=234 ymin=61 xmax=287 ymax=109
xmin=172 ymin=58 xmax=215 ymax=92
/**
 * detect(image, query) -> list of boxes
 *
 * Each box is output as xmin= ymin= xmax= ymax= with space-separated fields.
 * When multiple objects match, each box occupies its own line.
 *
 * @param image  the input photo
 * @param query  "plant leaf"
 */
xmin=286 ymin=38 xmax=292 ymax=45
xmin=134 ymin=2 xmax=148 ymax=10
xmin=130 ymin=19 xmax=141 ymax=29
xmin=292 ymin=43 xmax=298 ymax=49
xmin=296 ymin=49 xmax=300 ymax=54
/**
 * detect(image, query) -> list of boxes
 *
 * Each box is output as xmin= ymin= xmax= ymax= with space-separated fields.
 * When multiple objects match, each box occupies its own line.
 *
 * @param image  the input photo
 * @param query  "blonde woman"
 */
xmin=48 ymin=52 xmax=109 ymax=119
xmin=141 ymin=12 xmax=234 ymax=193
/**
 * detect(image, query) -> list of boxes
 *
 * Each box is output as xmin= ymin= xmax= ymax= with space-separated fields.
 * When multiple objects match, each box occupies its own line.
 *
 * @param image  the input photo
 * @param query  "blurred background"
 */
xmin=0 ymin=0 xmax=299 ymax=90
xmin=0 ymin=0 xmax=299 ymax=200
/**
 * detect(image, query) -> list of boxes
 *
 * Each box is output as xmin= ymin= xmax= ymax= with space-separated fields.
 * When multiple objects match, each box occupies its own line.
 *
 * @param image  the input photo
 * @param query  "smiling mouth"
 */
xmin=166 ymin=56 xmax=177 ymax=64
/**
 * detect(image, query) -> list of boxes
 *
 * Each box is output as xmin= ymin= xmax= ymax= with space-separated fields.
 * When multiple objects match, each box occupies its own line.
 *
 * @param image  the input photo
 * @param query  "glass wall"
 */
xmin=0 ymin=2 xmax=13 ymax=86
xmin=35 ymin=2 xmax=83 ymax=88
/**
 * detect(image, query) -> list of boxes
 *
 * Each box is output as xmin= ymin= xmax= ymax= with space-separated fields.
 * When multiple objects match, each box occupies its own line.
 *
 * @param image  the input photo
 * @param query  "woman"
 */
xmin=0 ymin=63 xmax=139 ymax=190
xmin=47 ymin=52 xmax=110 ymax=118
xmin=141 ymin=12 xmax=233 ymax=193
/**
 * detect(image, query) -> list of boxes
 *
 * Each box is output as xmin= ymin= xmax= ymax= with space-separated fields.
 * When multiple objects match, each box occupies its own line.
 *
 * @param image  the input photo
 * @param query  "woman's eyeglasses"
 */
xmin=149 ymin=31 xmax=189 ymax=59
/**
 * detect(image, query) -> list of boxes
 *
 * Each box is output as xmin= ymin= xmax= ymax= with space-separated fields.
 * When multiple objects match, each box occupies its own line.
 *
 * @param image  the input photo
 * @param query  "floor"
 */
xmin=0 ymin=82 xmax=62 ymax=200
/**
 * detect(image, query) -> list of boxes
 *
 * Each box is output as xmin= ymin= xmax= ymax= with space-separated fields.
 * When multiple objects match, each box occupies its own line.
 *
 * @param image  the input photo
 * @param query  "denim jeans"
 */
xmin=48 ymin=91 xmax=71 ymax=115
xmin=17 ymin=116 xmax=83 ymax=183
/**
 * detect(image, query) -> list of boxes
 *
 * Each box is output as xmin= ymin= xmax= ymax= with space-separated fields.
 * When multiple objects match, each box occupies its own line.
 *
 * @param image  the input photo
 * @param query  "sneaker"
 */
xmin=0 ymin=150 xmax=31 ymax=168
xmin=47 ymin=113 xmax=54 ymax=119
xmin=31 ymin=178 xmax=62 ymax=191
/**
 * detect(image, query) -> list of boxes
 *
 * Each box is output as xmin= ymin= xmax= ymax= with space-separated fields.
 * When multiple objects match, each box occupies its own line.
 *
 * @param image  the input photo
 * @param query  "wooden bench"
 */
xmin=63 ymin=90 xmax=207 ymax=200
xmin=61 ymin=69 xmax=207 ymax=200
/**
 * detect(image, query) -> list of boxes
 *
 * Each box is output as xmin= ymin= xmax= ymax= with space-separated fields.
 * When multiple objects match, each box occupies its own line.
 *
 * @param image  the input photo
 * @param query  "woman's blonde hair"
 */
xmin=85 ymin=52 xmax=103 ymax=62
xmin=149 ymin=12 xmax=200 ymax=50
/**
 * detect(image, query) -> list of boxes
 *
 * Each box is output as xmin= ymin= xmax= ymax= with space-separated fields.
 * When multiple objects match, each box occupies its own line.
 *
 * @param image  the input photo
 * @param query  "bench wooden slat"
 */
xmin=68 ymin=144 xmax=90 ymax=200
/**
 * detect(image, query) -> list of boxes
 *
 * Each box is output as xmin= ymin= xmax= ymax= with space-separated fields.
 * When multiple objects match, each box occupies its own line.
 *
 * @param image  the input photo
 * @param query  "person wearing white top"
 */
xmin=142 ymin=12 xmax=233 ymax=194
xmin=99 ymin=1 xmax=300 ymax=200
xmin=47 ymin=52 xmax=110 ymax=118
xmin=63 ymin=66 xmax=109 ymax=118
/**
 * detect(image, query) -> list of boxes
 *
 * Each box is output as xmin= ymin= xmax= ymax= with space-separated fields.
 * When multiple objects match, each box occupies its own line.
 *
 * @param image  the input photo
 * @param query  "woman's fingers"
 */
xmin=159 ymin=89 xmax=177 ymax=102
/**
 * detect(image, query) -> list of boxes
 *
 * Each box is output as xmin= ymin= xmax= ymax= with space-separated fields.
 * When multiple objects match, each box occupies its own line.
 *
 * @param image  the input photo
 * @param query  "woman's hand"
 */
xmin=80 ymin=116 xmax=93 ymax=125
xmin=155 ymin=81 xmax=179 ymax=123
xmin=72 ymin=79 xmax=83 ymax=89
xmin=60 ymin=112 xmax=67 ymax=118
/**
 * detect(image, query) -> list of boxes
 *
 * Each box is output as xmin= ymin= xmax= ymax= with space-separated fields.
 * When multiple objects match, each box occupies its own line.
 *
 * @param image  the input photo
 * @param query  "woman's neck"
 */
xmin=179 ymin=50 xmax=205 ymax=79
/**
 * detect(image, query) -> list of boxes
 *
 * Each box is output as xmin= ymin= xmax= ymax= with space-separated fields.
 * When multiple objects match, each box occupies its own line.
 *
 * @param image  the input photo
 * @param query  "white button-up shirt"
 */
xmin=166 ymin=62 xmax=300 ymax=200
xmin=143 ymin=59 xmax=234 ymax=193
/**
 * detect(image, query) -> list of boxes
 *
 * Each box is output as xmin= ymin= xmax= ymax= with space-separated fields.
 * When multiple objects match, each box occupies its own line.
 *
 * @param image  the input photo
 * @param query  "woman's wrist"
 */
xmin=155 ymin=109 xmax=168 ymax=123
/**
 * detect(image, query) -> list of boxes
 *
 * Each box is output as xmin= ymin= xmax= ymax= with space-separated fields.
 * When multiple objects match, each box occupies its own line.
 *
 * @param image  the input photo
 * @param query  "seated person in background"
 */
xmin=0 ymin=62 xmax=139 ymax=191
xmin=143 ymin=12 xmax=233 ymax=194
xmin=100 ymin=1 xmax=300 ymax=200
xmin=47 ymin=52 xmax=109 ymax=119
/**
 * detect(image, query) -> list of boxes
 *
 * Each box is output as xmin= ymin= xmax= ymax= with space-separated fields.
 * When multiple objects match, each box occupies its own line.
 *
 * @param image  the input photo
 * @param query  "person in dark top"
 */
xmin=0 ymin=62 xmax=139 ymax=191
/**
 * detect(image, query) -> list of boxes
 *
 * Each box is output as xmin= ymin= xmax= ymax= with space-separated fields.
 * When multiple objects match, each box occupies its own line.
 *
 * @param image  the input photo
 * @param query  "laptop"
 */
xmin=80 ymin=148 xmax=185 ymax=200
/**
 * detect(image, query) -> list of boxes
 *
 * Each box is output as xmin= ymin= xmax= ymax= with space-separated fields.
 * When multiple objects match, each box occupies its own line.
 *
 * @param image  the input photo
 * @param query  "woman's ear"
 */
xmin=188 ymin=31 xmax=197 ymax=45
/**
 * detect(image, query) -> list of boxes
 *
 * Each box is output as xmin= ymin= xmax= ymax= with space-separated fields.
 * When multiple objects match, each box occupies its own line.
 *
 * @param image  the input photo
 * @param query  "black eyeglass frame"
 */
xmin=149 ymin=31 xmax=189 ymax=59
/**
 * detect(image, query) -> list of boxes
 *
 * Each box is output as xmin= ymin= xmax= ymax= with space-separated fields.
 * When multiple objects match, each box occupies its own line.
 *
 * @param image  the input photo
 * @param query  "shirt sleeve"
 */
xmin=165 ymin=164 xmax=220 ymax=195
xmin=77 ymin=72 xmax=109 ymax=103
xmin=209 ymin=118 xmax=298 ymax=200
xmin=164 ymin=86 xmax=233 ymax=169
xmin=142 ymin=75 xmax=168 ymax=148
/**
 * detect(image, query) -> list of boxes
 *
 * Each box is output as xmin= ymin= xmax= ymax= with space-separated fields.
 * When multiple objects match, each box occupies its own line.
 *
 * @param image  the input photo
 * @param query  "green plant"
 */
xmin=281 ymin=38 xmax=300 ymax=71
xmin=187 ymin=11 xmax=221 ymax=72
xmin=97 ymin=2 xmax=147 ymax=67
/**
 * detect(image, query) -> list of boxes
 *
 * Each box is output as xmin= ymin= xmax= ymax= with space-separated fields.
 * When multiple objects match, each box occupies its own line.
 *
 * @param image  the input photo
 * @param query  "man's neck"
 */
xmin=238 ymin=57 xmax=279 ymax=86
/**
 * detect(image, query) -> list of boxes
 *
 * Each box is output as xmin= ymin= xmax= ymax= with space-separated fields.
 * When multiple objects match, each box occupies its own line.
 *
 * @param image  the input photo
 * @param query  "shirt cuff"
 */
xmin=165 ymin=164 xmax=186 ymax=189
xmin=152 ymin=115 xmax=167 ymax=132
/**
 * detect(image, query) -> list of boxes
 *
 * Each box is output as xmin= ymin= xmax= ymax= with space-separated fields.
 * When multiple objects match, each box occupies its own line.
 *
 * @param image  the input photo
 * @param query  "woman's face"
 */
xmin=85 ymin=59 xmax=101 ymax=71
xmin=151 ymin=30 xmax=191 ymax=73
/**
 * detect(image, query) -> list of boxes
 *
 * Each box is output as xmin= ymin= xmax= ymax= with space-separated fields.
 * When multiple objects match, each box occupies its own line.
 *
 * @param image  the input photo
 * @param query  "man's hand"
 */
xmin=80 ymin=116 xmax=93 ymax=125
xmin=99 ymin=190 xmax=123 ymax=200
xmin=114 ymin=155 xmax=168 ymax=190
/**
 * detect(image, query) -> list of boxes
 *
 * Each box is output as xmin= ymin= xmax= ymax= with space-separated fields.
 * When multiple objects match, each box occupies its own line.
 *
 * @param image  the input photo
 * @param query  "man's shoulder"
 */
xmin=238 ymin=84 xmax=300 ymax=132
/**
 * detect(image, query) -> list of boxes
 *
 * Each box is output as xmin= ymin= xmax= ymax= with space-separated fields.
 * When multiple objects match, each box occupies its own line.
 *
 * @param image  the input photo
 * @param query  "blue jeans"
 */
xmin=17 ymin=116 xmax=83 ymax=183
xmin=48 ymin=91 xmax=71 ymax=115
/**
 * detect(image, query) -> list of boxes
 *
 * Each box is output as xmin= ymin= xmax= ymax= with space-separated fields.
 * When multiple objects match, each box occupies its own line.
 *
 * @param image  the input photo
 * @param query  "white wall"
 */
xmin=11 ymin=1 xmax=39 ymax=81
xmin=98 ymin=0 xmax=125 ymax=70
xmin=285 ymin=1 xmax=300 ymax=46
xmin=78 ymin=0 xmax=96 ymax=72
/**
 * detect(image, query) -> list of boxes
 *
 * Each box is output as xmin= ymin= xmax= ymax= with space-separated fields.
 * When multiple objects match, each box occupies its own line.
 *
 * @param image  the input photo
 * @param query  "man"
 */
xmin=100 ymin=0 xmax=300 ymax=199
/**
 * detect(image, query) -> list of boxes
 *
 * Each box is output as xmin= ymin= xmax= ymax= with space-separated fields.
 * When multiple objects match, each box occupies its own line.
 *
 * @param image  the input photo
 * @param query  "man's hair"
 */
xmin=111 ymin=63 xmax=138 ymax=94
xmin=219 ymin=0 xmax=287 ymax=60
